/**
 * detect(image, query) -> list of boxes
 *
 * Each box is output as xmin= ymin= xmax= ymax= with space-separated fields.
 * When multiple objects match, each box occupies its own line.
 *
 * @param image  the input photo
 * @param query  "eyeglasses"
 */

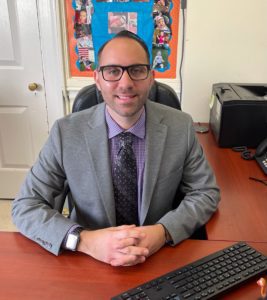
xmin=98 ymin=64 xmax=151 ymax=82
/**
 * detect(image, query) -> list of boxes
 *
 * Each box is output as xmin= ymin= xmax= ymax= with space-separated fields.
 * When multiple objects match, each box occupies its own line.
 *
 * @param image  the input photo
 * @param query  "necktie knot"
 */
xmin=118 ymin=132 xmax=134 ymax=148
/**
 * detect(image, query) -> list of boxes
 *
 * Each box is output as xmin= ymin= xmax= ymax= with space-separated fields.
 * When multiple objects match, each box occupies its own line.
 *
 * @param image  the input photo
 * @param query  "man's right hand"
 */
xmin=77 ymin=225 xmax=149 ymax=266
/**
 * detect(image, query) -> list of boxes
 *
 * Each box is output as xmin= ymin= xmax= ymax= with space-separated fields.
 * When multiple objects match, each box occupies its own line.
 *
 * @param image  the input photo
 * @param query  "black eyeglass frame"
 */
xmin=98 ymin=64 xmax=151 ymax=82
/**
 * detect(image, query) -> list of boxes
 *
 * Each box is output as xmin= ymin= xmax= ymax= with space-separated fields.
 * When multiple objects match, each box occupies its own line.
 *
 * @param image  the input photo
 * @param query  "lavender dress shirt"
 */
xmin=105 ymin=107 xmax=146 ymax=222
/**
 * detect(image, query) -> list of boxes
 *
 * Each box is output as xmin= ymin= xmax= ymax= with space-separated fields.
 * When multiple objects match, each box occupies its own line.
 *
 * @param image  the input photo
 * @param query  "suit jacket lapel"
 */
xmin=140 ymin=101 xmax=168 ymax=225
xmin=83 ymin=104 xmax=116 ymax=226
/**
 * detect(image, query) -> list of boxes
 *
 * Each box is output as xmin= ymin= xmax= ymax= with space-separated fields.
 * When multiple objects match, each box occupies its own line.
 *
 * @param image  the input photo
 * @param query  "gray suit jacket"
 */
xmin=12 ymin=101 xmax=220 ymax=255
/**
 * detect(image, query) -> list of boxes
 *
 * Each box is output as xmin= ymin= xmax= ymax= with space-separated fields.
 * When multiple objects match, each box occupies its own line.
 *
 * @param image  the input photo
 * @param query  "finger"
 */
xmin=119 ymin=245 xmax=149 ymax=257
xmin=116 ymin=237 xmax=138 ymax=249
xmin=122 ymin=256 xmax=146 ymax=266
xmin=114 ymin=224 xmax=136 ymax=230
xmin=110 ymin=254 xmax=146 ymax=267
xmin=116 ymin=229 xmax=146 ymax=240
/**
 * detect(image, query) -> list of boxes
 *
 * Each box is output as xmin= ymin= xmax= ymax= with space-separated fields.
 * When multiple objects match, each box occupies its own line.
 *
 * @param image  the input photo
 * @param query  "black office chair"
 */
xmin=71 ymin=81 xmax=207 ymax=240
xmin=72 ymin=80 xmax=181 ymax=113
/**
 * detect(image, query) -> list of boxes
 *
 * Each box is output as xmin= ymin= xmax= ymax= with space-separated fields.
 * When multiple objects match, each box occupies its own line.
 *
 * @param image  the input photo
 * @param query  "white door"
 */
xmin=0 ymin=0 xmax=49 ymax=199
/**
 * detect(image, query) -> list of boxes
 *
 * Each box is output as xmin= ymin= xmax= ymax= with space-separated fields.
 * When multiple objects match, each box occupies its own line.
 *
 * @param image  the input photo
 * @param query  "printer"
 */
xmin=209 ymin=83 xmax=267 ymax=148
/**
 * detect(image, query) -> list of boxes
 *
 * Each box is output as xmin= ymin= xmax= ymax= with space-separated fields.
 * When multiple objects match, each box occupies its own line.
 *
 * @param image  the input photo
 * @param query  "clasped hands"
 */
xmin=77 ymin=224 xmax=166 ymax=266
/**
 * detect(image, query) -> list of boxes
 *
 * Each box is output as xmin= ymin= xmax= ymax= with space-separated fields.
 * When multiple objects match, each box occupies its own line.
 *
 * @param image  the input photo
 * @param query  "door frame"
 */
xmin=37 ymin=0 xmax=65 ymax=130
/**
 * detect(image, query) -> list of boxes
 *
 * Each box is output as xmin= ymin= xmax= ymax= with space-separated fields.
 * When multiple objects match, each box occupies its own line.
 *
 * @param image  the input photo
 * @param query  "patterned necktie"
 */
xmin=113 ymin=132 xmax=138 ymax=226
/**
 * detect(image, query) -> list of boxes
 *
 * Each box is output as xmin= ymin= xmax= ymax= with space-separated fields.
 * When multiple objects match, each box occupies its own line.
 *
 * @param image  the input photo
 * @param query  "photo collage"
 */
xmin=108 ymin=12 xmax=137 ymax=34
xmin=74 ymin=0 xmax=95 ymax=71
xmin=152 ymin=0 xmax=172 ymax=71
xmin=71 ymin=0 xmax=174 ymax=73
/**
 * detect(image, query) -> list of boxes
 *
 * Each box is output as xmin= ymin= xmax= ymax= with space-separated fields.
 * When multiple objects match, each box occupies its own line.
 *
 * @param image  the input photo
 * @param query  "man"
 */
xmin=12 ymin=30 xmax=220 ymax=267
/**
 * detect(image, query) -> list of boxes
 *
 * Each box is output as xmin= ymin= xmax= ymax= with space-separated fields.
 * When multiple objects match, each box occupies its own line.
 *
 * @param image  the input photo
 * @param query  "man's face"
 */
xmin=94 ymin=37 xmax=154 ymax=127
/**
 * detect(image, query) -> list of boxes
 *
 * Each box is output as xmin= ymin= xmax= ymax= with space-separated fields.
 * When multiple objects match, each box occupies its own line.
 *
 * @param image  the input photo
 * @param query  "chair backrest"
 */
xmin=72 ymin=80 xmax=181 ymax=113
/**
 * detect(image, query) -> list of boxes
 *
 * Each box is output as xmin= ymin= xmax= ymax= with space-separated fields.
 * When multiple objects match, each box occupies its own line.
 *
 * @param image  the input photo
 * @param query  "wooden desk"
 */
xmin=0 ymin=232 xmax=266 ymax=300
xmin=197 ymin=128 xmax=267 ymax=242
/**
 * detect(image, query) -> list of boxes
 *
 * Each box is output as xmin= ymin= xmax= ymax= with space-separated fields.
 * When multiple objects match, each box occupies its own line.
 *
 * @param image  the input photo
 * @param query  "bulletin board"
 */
xmin=65 ymin=0 xmax=180 ymax=79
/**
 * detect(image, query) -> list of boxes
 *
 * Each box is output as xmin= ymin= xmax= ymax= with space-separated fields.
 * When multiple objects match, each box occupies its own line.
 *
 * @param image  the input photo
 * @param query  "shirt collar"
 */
xmin=105 ymin=105 xmax=146 ymax=140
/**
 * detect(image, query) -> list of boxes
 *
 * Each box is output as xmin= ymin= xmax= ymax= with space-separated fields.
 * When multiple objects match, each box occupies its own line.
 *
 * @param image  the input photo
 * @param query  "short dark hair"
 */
xmin=97 ymin=30 xmax=150 ymax=65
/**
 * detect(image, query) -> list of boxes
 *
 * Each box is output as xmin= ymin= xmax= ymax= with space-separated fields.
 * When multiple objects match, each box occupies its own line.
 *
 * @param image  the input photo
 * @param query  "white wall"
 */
xmin=182 ymin=0 xmax=267 ymax=122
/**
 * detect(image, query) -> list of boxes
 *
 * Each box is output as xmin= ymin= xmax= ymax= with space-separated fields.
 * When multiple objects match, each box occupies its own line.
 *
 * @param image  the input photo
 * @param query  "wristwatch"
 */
xmin=162 ymin=224 xmax=173 ymax=245
xmin=65 ymin=227 xmax=84 ymax=251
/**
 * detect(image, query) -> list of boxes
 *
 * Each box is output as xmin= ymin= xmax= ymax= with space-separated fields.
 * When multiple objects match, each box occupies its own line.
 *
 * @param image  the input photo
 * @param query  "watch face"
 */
xmin=66 ymin=233 xmax=79 ymax=251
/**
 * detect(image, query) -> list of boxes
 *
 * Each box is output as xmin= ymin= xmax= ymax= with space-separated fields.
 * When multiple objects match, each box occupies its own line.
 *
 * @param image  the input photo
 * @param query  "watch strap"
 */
xmin=63 ymin=226 xmax=84 ymax=251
